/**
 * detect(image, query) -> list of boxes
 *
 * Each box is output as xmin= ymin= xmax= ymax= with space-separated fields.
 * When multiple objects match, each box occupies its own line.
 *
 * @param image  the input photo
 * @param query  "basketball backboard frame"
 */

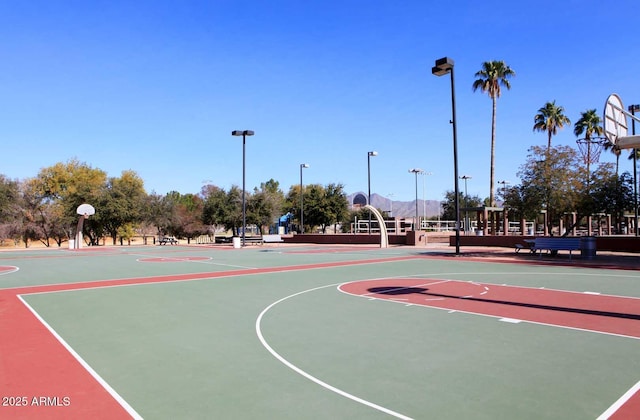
xmin=603 ymin=93 xmax=640 ymax=149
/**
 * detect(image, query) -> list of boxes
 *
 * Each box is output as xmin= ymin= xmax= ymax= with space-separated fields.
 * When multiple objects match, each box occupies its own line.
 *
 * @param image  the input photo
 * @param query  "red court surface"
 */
xmin=1 ymin=293 xmax=135 ymax=419
xmin=340 ymin=278 xmax=640 ymax=338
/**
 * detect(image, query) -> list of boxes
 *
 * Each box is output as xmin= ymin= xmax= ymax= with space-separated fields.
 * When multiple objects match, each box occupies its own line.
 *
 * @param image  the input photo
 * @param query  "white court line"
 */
xmin=399 ymin=271 xmax=640 ymax=300
xmin=17 ymin=295 xmax=143 ymax=420
xmin=130 ymin=252 xmax=257 ymax=270
xmin=0 ymin=265 xmax=20 ymax=276
xmin=597 ymin=379 xmax=640 ymax=420
xmin=499 ymin=318 xmax=522 ymax=324
xmin=338 ymin=277 xmax=640 ymax=341
xmin=256 ymin=284 xmax=413 ymax=420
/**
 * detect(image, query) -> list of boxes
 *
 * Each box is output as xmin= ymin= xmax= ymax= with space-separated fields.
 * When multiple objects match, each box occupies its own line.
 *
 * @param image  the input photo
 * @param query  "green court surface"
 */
xmin=1 ymin=244 xmax=639 ymax=419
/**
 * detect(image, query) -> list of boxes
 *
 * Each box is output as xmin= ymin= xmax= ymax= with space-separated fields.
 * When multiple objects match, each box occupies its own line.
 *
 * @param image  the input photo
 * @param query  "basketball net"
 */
xmin=576 ymin=137 xmax=607 ymax=165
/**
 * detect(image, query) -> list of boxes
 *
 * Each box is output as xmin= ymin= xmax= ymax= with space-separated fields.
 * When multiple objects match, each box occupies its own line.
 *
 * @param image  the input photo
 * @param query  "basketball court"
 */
xmin=1 ymin=243 xmax=639 ymax=419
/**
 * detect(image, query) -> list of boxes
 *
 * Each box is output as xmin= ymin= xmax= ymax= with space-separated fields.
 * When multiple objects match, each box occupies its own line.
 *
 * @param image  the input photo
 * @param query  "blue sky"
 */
xmin=0 ymin=0 xmax=637 ymax=202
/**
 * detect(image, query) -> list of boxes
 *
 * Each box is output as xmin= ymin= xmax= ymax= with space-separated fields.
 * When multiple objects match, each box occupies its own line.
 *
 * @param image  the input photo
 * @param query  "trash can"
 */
xmin=580 ymin=236 xmax=596 ymax=260
xmin=232 ymin=237 xmax=241 ymax=249
xmin=68 ymin=239 xmax=75 ymax=249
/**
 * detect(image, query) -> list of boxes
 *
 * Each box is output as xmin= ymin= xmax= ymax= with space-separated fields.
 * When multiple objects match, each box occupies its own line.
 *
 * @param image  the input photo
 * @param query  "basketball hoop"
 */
xmin=72 ymin=204 xmax=95 ymax=250
xmin=76 ymin=203 xmax=95 ymax=217
xmin=603 ymin=93 xmax=640 ymax=149
xmin=576 ymin=136 xmax=607 ymax=164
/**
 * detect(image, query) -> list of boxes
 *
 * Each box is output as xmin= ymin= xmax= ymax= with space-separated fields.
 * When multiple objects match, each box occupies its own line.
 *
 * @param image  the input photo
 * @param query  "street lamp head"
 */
xmin=459 ymin=175 xmax=472 ymax=180
xmin=630 ymin=104 xmax=640 ymax=113
xmin=300 ymin=163 xmax=309 ymax=168
xmin=231 ymin=130 xmax=255 ymax=136
xmin=368 ymin=151 xmax=378 ymax=157
xmin=408 ymin=168 xmax=423 ymax=174
xmin=432 ymin=57 xmax=454 ymax=76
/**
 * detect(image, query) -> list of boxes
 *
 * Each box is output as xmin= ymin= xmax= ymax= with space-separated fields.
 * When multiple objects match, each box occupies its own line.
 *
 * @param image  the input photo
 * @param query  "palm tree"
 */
xmin=603 ymin=142 xmax=621 ymax=174
xmin=628 ymin=148 xmax=640 ymax=161
xmin=574 ymin=109 xmax=604 ymax=184
xmin=533 ymin=101 xmax=571 ymax=150
xmin=472 ymin=60 xmax=515 ymax=207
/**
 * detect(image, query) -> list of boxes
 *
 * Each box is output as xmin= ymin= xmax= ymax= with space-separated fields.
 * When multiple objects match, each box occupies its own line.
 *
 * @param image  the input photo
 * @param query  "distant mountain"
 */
xmin=347 ymin=192 xmax=441 ymax=218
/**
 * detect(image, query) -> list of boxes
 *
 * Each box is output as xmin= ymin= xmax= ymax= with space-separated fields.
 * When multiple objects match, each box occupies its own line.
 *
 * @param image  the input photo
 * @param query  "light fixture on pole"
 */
xmin=300 ymin=163 xmax=309 ymax=233
xmin=459 ymin=175 xmax=471 ymax=232
xmin=409 ymin=168 xmax=423 ymax=230
xmin=498 ymin=180 xmax=510 ymax=203
xmin=432 ymin=57 xmax=460 ymax=255
xmin=367 ymin=151 xmax=378 ymax=234
xmin=630 ymin=104 xmax=640 ymax=236
xmin=231 ymin=130 xmax=255 ymax=247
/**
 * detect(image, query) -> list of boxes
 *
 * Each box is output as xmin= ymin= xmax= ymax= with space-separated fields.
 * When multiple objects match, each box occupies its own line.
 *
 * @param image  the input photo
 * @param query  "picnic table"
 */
xmin=158 ymin=237 xmax=178 ymax=245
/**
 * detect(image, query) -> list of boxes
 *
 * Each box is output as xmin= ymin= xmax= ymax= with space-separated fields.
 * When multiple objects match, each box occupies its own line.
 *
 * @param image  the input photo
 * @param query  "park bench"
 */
xmin=158 ymin=236 xmax=178 ymax=245
xmin=243 ymin=236 xmax=264 ymax=245
xmin=531 ymin=237 xmax=581 ymax=260
xmin=262 ymin=234 xmax=284 ymax=244
xmin=515 ymin=239 xmax=535 ymax=254
xmin=241 ymin=234 xmax=284 ymax=246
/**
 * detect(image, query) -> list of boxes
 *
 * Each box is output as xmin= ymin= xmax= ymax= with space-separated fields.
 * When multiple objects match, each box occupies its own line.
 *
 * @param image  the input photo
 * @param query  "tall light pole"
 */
xmin=422 ymin=171 xmax=432 ymax=229
xmin=231 ymin=130 xmax=255 ymax=247
xmin=300 ymin=163 xmax=309 ymax=233
xmin=367 ymin=151 xmax=378 ymax=234
xmin=460 ymin=175 xmax=471 ymax=232
xmin=432 ymin=57 xmax=460 ymax=254
xmin=498 ymin=180 xmax=509 ymax=235
xmin=409 ymin=168 xmax=423 ymax=230
xmin=630 ymin=104 xmax=640 ymax=236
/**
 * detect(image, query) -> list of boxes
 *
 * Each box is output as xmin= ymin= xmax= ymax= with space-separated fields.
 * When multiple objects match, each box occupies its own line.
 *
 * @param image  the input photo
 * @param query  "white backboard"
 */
xmin=603 ymin=93 xmax=628 ymax=145
xmin=76 ymin=203 xmax=96 ymax=216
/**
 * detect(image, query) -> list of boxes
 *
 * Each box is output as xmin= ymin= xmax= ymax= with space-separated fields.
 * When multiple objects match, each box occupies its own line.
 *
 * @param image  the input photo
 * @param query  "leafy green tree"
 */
xmin=202 ymin=185 xmax=230 ymax=237
xmin=224 ymin=186 xmax=243 ymax=235
xmin=325 ymin=183 xmax=349 ymax=233
xmin=533 ymin=101 xmax=571 ymax=150
xmin=117 ymin=223 xmax=136 ymax=245
xmin=286 ymin=183 xmax=349 ymax=233
xmin=247 ymin=179 xmax=285 ymax=234
xmin=502 ymin=184 xmax=543 ymax=222
xmin=472 ymin=60 xmax=515 ymax=206
xmin=20 ymin=178 xmax=54 ymax=247
xmin=517 ymin=145 xmax=584 ymax=234
xmin=33 ymin=159 xmax=108 ymax=243
xmin=0 ymin=175 xmax=20 ymax=223
xmin=284 ymin=184 xmax=303 ymax=231
xmin=442 ymin=191 xmax=483 ymax=221
xmin=590 ymin=166 xmax=634 ymax=232
xmin=171 ymin=193 xmax=207 ymax=242
xmin=303 ymin=184 xmax=329 ymax=232
xmin=0 ymin=176 xmax=23 ymax=246
xmin=144 ymin=192 xmax=176 ymax=238
xmin=94 ymin=170 xmax=147 ymax=245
